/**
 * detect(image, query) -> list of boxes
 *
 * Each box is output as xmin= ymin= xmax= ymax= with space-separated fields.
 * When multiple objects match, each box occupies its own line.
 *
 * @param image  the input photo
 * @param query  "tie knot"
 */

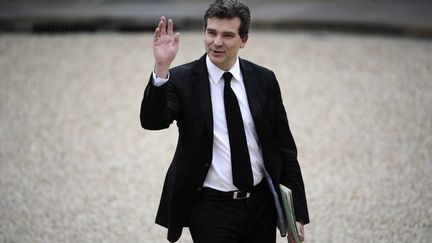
xmin=223 ymin=72 xmax=233 ymax=85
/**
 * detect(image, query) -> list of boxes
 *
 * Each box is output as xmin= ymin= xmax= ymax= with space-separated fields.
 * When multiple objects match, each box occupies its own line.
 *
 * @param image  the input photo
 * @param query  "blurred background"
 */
xmin=1 ymin=0 xmax=432 ymax=36
xmin=1 ymin=0 xmax=431 ymax=243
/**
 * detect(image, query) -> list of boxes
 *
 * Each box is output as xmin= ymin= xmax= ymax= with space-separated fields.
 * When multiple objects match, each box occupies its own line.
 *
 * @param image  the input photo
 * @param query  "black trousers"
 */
xmin=188 ymin=180 xmax=277 ymax=243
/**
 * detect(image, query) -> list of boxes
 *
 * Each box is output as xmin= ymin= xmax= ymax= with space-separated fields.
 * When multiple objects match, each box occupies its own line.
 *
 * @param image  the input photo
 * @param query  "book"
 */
xmin=279 ymin=184 xmax=302 ymax=243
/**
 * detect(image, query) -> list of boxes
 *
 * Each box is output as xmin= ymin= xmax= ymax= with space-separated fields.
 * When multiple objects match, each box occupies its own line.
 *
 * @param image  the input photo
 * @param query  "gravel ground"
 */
xmin=1 ymin=32 xmax=431 ymax=243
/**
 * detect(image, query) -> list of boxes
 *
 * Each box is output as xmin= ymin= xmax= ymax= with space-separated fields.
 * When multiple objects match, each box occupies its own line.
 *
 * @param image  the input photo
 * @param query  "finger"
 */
xmin=297 ymin=222 xmax=305 ymax=242
xmin=173 ymin=32 xmax=180 ymax=46
xmin=155 ymin=18 xmax=163 ymax=38
xmin=153 ymin=27 xmax=160 ymax=41
xmin=299 ymin=230 xmax=305 ymax=242
xmin=167 ymin=18 xmax=174 ymax=36
xmin=153 ymin=17 xmax=163 ymax=40
xmin=287 ymin=234 xmax=294 ymax=243
xmin=160 ymin=16 xmax=166 ymax=35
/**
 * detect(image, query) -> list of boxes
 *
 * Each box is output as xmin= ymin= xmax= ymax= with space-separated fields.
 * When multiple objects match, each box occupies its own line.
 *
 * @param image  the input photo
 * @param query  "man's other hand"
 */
xmin=287 ymin=221 xmax=304 ymax=243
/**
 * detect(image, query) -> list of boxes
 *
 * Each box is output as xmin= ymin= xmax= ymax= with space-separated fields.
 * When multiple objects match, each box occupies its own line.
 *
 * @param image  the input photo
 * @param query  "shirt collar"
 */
xmin=206 ymin=55 xmax=242 ymax=84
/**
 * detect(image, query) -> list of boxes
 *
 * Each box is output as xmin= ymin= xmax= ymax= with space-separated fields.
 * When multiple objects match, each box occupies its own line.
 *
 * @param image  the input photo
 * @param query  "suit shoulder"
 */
xmin=241 ymin=59 xmax=276 ymax=77
xmin=170 ymin=60 xmax=197 ymax=77
xmin=164 ymin=60 xmax=199 ymax=88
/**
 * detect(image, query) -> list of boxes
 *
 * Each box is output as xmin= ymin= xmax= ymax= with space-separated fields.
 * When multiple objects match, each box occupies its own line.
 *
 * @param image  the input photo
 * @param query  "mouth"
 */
xmin=211 ymin=49 xmax=224 ymax=55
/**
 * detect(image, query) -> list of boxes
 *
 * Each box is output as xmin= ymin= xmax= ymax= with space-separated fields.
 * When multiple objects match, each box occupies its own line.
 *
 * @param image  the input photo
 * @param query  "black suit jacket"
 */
xmin=140 ymin=54 xmax=309 ymax=242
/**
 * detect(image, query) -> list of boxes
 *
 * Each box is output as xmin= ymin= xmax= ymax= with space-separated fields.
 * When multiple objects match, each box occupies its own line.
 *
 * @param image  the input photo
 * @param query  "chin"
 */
xmin=209 ymin=55 xmax=221 ymax=63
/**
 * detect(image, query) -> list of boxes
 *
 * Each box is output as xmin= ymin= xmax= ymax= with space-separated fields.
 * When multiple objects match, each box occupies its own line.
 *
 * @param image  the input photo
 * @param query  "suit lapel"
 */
xmin=240 ymin=59 xmax=272 ymax=171
xmin=192 ymin=55 xmax=214 ymax=143
xmin=240 ymin=59 xmax=263 ymax=119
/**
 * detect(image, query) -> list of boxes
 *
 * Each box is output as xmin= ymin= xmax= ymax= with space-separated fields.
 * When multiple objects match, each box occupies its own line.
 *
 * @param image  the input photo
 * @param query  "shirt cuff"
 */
xmin=152 ymin=71 xmax=170 ymax=87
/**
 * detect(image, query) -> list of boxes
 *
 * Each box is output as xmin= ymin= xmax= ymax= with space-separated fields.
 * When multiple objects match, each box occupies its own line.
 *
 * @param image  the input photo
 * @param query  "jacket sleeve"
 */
xmin=270 ymin=72 xmax=310 ymax=225
xmin=140 ymin=74 xmax=179 ymax=130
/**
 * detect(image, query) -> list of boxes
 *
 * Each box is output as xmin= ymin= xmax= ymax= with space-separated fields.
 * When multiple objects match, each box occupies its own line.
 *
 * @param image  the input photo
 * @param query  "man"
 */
xmin=140 ymin=0 xmax=309 ymax=242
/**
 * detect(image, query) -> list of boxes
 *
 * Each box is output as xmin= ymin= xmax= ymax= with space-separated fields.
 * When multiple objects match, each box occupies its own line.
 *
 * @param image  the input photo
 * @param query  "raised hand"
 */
xmin=153 ymin=16 xmax=180 ymax=79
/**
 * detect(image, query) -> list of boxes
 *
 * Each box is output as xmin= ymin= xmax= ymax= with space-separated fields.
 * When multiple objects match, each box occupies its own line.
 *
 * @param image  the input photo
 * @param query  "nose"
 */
xmin=213 ymin=35 xmax=223 ymax=47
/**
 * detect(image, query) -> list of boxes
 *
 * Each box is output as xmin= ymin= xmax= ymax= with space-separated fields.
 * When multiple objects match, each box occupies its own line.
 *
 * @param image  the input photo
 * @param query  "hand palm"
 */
xmin=154 ymin=34 xmax=178 ymax=64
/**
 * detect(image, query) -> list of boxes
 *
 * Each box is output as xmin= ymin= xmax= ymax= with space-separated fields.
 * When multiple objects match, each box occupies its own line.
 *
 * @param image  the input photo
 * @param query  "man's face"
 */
xmin=204 ymin=17 xmax=248 ymax=71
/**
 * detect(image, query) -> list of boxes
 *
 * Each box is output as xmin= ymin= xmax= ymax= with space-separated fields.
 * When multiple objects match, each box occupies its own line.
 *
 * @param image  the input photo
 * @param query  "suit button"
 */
xmin=204 ymin=162 xmax=210 ymax=168
xmin=197 ymin=187 xmax=202 ymax=191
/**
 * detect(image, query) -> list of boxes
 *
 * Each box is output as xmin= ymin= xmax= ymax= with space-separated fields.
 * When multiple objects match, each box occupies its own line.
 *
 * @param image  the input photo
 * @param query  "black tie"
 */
xmin=223 ymin=72 xmax=254 ymax=192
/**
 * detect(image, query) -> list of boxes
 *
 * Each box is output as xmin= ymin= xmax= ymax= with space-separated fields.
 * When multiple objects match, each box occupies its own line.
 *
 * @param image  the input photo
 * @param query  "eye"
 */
xmin=207 ymin=30 xmax=216 ymax=36
xmin=224 ymin=33 xmax=235 ymax=38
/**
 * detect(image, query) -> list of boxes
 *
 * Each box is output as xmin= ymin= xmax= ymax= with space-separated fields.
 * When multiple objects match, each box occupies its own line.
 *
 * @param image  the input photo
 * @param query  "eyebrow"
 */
xmin=206 ymin=27 xmax=236 ymax=36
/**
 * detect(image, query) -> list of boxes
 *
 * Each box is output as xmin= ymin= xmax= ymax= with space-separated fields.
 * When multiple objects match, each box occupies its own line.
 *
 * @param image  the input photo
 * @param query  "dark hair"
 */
xmin=204 ymin=0 xmax=251 ymax=38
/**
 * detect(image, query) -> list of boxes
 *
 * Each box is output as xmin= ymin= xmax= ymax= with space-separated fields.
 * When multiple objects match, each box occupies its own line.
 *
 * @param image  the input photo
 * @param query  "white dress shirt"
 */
xmin=152 ymin=55 xmax=265 ymax=192
xmin=203 ymin=56 xmax=265 ymax=191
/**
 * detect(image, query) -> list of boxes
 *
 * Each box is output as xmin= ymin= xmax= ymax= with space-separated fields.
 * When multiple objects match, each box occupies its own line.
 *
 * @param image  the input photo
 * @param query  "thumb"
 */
xmin=173 ymin=32 xmax=180 ymax=46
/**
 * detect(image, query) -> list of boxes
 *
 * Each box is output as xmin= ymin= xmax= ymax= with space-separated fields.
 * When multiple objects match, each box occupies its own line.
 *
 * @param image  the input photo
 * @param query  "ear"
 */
xmin=240 ymin=35 xmax=248 ymax=48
